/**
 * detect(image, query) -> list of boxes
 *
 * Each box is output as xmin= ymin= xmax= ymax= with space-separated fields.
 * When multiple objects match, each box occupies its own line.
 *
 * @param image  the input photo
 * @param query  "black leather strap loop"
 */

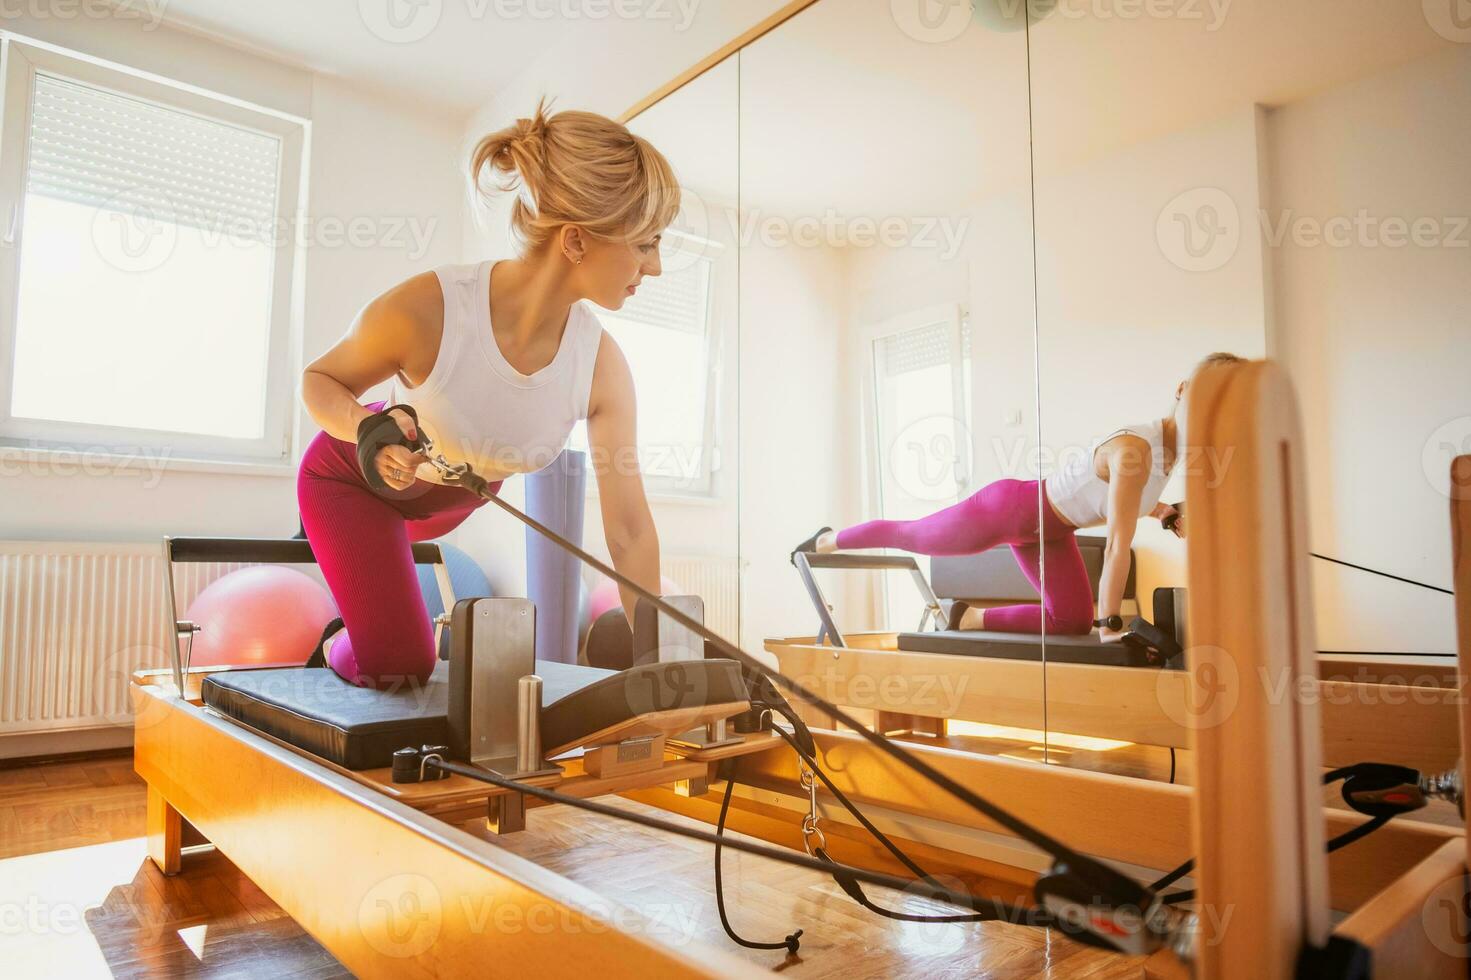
xmin=356 ymin=403 xmax=420 ymax=491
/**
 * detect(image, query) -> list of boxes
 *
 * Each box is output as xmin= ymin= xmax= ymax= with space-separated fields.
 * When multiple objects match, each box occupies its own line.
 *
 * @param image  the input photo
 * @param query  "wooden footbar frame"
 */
xmin=133 ymin=362 xmax=1466 ymax=977
xmin=760 ymin=632 xmax=1460 ymax=772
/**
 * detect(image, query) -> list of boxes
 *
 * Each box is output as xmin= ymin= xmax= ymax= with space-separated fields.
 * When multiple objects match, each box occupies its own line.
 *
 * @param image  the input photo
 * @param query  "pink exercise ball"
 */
xmin=184 ymin=566 xmax=338 ymax=667
xmin=584 ymin=575 xmax=684 ymax=626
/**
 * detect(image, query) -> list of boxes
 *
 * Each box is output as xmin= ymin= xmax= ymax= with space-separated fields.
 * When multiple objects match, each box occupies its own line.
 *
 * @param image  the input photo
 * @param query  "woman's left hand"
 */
xmin=1098 ymin=628 xmax=1125 ymax=644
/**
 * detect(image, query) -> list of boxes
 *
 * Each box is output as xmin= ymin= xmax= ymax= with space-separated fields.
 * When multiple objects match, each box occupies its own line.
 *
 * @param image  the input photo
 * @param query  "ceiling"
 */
xmin=653 ymin=0 xmax=1460 ymax=217
xmin=146 ymin=0 xmax=636 ymax=118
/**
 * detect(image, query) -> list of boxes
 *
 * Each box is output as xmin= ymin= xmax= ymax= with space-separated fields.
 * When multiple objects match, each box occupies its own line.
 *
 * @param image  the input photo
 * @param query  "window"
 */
xmin=569 ymin=233 xmax=722 ymax=496
xmin=0 ymin=41 xmax=305 ymax=466
xmin=867 ymin=304 xmax=972 ymax=627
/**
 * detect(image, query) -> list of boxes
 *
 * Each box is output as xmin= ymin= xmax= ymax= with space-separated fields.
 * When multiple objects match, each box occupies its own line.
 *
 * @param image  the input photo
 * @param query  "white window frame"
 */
xmin=584 ymin=228 xmax=725 ymax=500
xmin=0 ymin=38 xmax=306 ymax=468
xmin=861 ymin=302 xmax=971 ymax=628
xmin=863 ymin=302 xmax=972 ymax=521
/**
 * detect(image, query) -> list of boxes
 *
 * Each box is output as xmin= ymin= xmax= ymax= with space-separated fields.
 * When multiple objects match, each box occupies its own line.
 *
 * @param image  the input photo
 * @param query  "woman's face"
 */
xmin=578 ymin=229 xmax=663 ymax=310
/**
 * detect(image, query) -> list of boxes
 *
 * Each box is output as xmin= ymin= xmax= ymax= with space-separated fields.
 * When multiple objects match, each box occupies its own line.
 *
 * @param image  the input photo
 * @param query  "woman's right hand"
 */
xmin=375 ymin=408 xmax=426 ymax=490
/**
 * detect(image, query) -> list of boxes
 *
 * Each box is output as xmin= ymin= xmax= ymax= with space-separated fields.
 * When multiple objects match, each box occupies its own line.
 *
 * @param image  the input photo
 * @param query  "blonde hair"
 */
xmin=1196 ymin=351 xmax=1244 ymax=371
xmin=470 ymin=97 xmax=681 ymax=254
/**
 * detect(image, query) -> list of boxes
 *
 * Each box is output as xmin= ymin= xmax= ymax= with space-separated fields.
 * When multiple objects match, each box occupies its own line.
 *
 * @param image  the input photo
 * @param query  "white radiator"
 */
xmin=0 ymin=542 xmax=255 ymax=734
xmin=659 ymin=554 xmax=745 ymax=640
xmin=2 ymin=543 xmax=747 ymax=737
xmin=582 ymin=553 xmax=745 ymax=640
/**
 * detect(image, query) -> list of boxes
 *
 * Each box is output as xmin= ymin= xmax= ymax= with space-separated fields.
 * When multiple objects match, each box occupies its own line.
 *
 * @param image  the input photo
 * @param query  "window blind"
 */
xmin=878 ymin=316 xmax=971 ymax=376
xmin=26 ymin=73 xmax=281 ymax=240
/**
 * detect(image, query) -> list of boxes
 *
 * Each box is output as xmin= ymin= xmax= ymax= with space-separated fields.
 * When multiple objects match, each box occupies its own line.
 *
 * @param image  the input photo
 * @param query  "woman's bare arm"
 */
xmin=300 ymin=272 xmax=441 ymax=441
xmin=585 ymin=333 xmax=661 ymax=628
xmin=1096 ymin=435 xmax=1150 ymax=639
xmin=300 ymin=272 xmax=441 ymax=488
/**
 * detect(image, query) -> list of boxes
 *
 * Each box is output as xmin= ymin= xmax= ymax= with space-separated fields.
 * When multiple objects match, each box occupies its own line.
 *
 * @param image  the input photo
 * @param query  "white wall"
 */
xmin=1033 ymin=107 xmax=1271 ymax=613
xmin=1269 ymin=49 xmax=1471 ymax=654
xmin=3 ymin=12 xmax=467 ymax=545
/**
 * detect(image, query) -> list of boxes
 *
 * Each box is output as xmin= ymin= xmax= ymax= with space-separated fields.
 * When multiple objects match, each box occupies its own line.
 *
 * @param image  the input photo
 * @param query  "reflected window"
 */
xmin=868 ymin=305 xmax=972 ymax=629
xmin=571 ymin=237 xmax=720 ymax=496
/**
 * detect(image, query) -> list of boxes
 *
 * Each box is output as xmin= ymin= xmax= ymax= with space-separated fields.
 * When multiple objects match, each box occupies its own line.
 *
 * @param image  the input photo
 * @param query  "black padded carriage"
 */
xmin=896 ymin=628 xmax=1181 ymax=669
xmin=891 ymin=540 xmax=1183 ymax=668
xmin=202 ymin=658 xmax=749 ymax=770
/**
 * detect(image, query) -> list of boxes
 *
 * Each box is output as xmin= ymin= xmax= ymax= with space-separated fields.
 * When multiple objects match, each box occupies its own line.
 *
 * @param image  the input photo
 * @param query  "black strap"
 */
xmin=713 ymin=772 xmax=802 ymax=954
xmin=356 ymin=404 xmax=420 ymax=492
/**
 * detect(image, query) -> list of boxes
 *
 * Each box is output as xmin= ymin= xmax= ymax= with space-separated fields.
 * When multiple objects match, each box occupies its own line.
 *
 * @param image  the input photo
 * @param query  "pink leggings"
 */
xmin=835 ymin=479 xmax=1093 ymax=634
xmin=296 ymin=402 xmax=502 ymax=688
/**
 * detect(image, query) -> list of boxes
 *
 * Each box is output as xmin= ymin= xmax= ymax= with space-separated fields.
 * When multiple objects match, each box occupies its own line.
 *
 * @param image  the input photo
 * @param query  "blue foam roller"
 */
xmin=525 ymin=449 xmax=587 ymax=664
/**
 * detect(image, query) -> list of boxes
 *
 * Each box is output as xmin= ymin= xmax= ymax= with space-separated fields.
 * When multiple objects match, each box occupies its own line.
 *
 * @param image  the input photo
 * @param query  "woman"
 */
xmin=297 ymin=100 xmax=672 ymax=688
xmin=794 ymin=353 xmax=1241 ymax=642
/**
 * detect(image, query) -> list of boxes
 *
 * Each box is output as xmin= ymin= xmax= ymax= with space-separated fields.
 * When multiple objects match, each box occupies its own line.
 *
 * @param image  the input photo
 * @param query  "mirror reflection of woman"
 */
xmin=794 ymin=353 xmax=1241 ymax=643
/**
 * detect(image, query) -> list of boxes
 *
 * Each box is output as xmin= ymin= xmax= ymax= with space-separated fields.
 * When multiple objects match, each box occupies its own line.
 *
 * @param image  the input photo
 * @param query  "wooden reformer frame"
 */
xmin=132 ymin=361 xmax=1469 ymax=977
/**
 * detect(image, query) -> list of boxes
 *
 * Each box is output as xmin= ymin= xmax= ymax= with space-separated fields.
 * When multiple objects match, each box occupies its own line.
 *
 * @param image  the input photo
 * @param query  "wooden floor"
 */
xmin=3 ymin=743 xmax=1455 ymax=978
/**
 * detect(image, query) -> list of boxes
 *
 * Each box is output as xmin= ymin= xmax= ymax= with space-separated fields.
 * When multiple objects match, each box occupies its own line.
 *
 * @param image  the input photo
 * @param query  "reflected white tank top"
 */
xmin=391 ymin=259 xmax=604 ymax=483
xmin=1045 ymin=419 xmax=1173 ymax=529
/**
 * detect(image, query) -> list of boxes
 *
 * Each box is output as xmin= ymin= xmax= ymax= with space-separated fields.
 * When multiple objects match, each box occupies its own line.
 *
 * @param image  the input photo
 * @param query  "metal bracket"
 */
xmin=638 ymin=595 xmax=744 ymax=750
xmin=792 ymin=551 xmax=946 ymax=648
xmin=448 ymin=597 xmax=561 ymax=780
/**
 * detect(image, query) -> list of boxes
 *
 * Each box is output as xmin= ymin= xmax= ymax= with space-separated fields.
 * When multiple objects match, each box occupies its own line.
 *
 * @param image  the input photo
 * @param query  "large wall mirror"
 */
xmin=625 ymin=0 xmax=1468 ymax=775
xmin=1028 ymin=1 xmax=1467 ymax=759
xmin=735 ymin=0 xmax=1042 ymax=741
xmin=596 ymin=56 xmax=742 ymax=650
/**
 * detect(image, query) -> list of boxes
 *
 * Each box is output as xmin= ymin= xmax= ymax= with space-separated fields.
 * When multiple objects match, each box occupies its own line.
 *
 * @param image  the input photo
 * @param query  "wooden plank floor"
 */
xmin=4 ymin=744 xmax=1455 ymax=978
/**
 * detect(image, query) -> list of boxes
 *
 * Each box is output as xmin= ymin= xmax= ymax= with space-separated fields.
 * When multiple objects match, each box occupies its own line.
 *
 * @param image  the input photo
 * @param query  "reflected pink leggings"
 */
xmin=296 ymin=402 xmax=502 ymax=688
xmin=835 ymin=478 xmax=1094 ymax=634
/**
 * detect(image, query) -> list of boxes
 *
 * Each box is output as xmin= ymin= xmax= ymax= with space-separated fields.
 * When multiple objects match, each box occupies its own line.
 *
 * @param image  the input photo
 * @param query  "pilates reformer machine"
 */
xmin=779 ymin=506 xmax=1460 ymax=776
xmin=132 ymin=360 xmax=1471 ymax=977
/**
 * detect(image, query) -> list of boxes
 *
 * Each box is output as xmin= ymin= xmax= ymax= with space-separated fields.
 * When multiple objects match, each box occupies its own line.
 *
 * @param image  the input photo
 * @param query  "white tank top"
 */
xmin=391 ymin=259 xmax=604 ymax=484
xmin=1045 ymin=419 xmax=1173 ymax=529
